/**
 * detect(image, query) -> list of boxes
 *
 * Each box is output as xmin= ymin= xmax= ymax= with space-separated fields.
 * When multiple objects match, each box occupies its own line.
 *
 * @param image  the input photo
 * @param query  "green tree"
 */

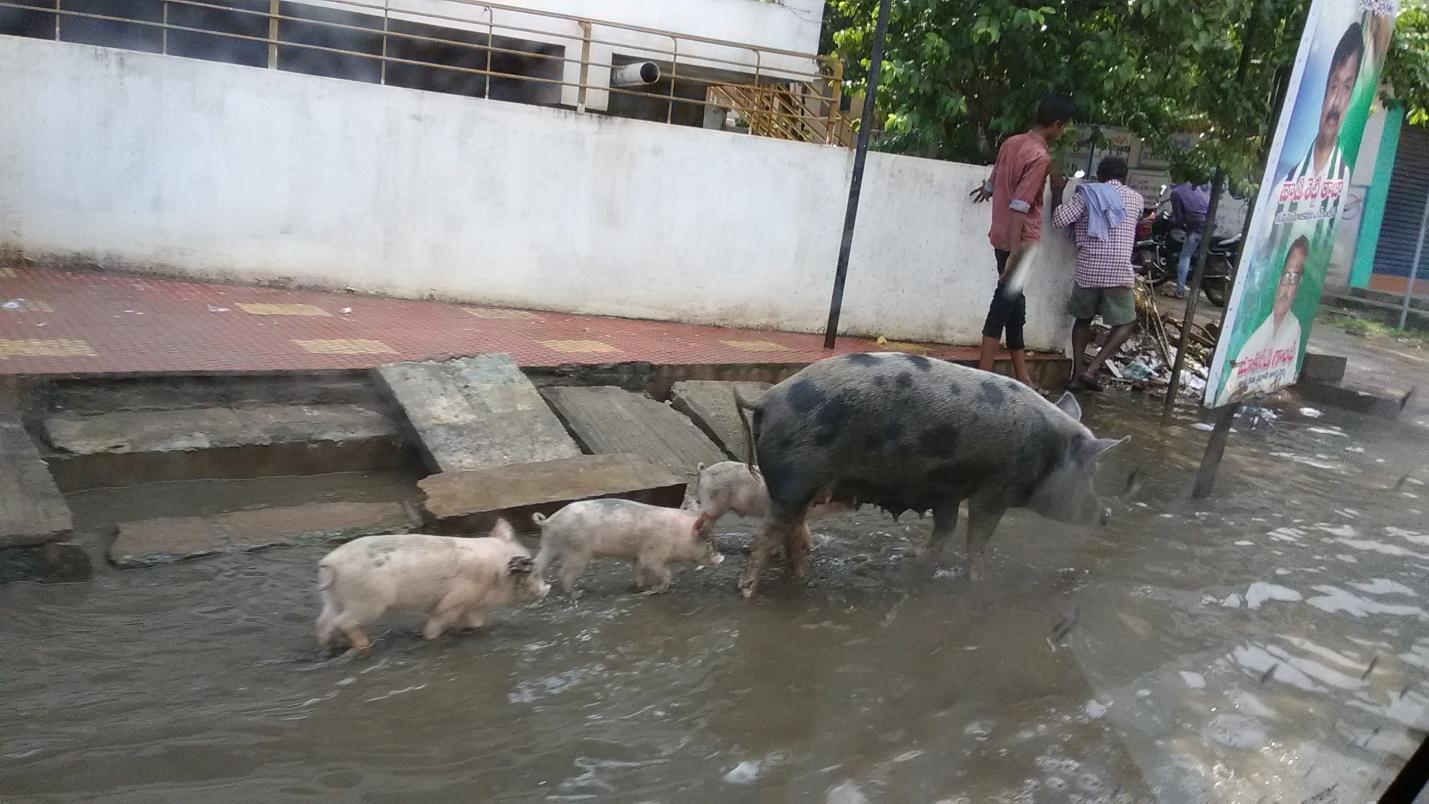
xmin=1385 ymin=1 xmax=1429 ymax=124
xmin=826 ymin=0 xmax=1303 ymax=184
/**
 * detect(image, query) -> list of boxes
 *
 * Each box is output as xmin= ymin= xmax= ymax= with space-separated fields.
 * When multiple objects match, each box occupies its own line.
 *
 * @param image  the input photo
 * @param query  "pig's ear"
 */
xmin=506 ymin=556 xmax=535 ymax=575
xmin=1076 ymin=435 xmax=1130 ymax=464
xmin=491 ymin=519 xmax=517 ymax=541
xmin=1053 ymin=392 xmax=1082 ymax=421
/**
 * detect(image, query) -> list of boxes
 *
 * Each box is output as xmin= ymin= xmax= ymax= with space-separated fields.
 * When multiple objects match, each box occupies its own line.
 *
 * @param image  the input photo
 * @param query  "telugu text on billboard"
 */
xmin=1204 ymin=0 xmax=1397 ymax=407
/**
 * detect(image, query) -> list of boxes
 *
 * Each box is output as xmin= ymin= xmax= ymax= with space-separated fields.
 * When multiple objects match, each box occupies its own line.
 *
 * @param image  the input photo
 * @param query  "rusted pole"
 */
xmin=823 ymin=0 xmax=891 ymax=349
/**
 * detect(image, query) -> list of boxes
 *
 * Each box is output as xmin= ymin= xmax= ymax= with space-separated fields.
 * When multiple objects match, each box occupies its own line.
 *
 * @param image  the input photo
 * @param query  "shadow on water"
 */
xmin=1 ymin=393 xmax=1427 ymax=801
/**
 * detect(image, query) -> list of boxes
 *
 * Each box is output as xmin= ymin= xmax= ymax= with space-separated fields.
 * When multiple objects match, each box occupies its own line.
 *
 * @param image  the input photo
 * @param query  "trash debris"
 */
xmin=2 ymin=299 xmax=22 ymax=309
xmin=340 ymin=307 xmax=353 ymax=315
xmin=206 ymin=304 xmax=230 ymax=313
xmin=1299 ymin=407 xmax=1324 ymax=419
xmin=1086 ymin=280 xmax=1217 ymax=397
xmin=1192 ymin=422 xmax=1215 ymax=432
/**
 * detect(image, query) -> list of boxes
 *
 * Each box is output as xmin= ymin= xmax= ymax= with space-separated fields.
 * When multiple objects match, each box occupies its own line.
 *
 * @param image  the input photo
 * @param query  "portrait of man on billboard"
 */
xmin=1275 ymin=22 xmax=1363 ymax=225
xmin=1220 ymin=236 xmax=1308 ymax=402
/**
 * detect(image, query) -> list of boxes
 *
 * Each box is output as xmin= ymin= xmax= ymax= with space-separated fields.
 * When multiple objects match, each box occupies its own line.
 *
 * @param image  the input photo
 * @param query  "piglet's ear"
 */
xmin=507 ymin=556 xmax=535 ymax=575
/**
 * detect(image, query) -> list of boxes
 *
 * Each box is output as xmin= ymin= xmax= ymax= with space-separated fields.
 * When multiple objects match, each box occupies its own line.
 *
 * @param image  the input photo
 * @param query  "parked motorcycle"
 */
xmin=1132 ymin=206 xmax=1238 ymax=307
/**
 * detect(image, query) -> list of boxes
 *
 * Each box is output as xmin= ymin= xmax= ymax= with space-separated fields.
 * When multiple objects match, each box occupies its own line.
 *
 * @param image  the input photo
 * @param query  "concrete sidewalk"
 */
xmin=0 ymin=267 xmax=1058 ymax=377
xmin=1307 ymin=322 xmax=1429 ymax=429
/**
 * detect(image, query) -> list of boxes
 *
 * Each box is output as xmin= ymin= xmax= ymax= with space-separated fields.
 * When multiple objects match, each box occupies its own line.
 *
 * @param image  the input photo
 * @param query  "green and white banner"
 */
xmin=1205 ymin=0 xmax=1398 ymax=407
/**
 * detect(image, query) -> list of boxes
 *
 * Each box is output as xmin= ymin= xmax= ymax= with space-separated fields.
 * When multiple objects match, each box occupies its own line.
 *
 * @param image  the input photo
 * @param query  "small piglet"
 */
xmin=684 ymin=460 xmax=854 ymax=550
xmin=532 ymin=499 xmax=723 ymax=596
xmin=315 ymin=519 xmax=549 ymax=655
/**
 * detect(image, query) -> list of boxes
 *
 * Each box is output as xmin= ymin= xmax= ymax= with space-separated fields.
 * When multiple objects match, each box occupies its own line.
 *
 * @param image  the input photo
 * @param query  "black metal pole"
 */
xmin=1192 ymin=402 xmax=1239 ymax=499
xmin=823 ymin=0 xmax=893 ymax=349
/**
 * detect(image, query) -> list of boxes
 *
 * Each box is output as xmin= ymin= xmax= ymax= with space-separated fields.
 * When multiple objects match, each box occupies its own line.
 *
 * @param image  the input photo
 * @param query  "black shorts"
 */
xmin=981 ymin=248 xmax=1026 ymax=351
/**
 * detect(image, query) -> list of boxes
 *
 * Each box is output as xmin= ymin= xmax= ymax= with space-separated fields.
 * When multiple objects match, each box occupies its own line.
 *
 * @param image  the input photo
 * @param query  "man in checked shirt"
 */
xmin=1051 ymin=156 xmax=1144 ymax=392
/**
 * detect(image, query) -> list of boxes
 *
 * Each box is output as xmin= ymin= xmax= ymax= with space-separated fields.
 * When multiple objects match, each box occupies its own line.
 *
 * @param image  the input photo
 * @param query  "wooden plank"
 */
xmin=0 ymin=418 xmax=73 ymax=549
xmin=374 ymin=354 xmax=581 ymax=473
xmin=419 ymin=453 xmax=685 ymax=529
xmin=541 ymin=386 xmax=726 ymax=475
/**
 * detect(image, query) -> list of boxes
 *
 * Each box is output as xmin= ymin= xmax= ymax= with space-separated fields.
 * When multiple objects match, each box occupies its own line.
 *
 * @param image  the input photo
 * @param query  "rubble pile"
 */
xmin=1086 ymin=280 xmax=1220 ymax=398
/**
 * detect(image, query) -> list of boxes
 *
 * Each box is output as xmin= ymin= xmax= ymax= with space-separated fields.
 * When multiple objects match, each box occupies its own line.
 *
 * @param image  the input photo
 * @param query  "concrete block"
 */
xmin=0 ymin=418 xmax=73 ymax=548
xmin=45 ymin=404 xmax=398 ymax=455
xmin=110 ymin=501 xmax=420 ymax=568
xmin=1300 ymin=352 xmax=1348 ymax=385
xmin=541 ymin=386 xmax=726 ymax=475
xmin=419 ymin=453 xmax=685 ymax=531
xmin=44 ymin=404 xmax=408 ymax=490
xmin=375 ymin=354 xmax=581 ymax=473
xmin=668 ymin=380 xmax=770 ymax=460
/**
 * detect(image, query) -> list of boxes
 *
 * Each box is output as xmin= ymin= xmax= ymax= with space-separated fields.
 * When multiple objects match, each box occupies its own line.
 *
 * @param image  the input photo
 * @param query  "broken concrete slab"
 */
xmin=668 ymin=380 xmax=770 ymax=460
xmin=44 ymin=404 xmax=410 ymax=490
xmin=1301 ymin=353 xmax=1349 ymax=385
xmin=45 ymin=404 xmax=398 ymax=455
xmin=541 ymin=386 xmax=726 ymax=475
xmin=420 ymin=453 xmax=685 ymax=532
xmin=0 ymin=418 xmax=73 ymax=549
xmin=109 ymin=501 xmax=420 ymax=568
xmin=375 ymin=354 xmax=582 ymax=473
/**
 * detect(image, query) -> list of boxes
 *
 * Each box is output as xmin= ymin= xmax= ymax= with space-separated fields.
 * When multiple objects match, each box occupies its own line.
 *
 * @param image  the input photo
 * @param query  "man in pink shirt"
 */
xmin=971 ymin=95 xmax=1078 ymax=388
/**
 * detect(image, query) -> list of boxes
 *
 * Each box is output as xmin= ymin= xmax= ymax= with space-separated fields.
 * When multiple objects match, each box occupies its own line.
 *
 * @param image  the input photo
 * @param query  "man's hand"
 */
xmin=1049 ymin=168 xmax=1068 ymax=195
xmin=969 ymin=178 xmax=993 ymax=203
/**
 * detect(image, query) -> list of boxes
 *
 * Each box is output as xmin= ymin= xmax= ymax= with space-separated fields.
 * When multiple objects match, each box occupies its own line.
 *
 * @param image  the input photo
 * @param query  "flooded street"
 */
xmin=3 ymin=394 xmax=1428 ymax=802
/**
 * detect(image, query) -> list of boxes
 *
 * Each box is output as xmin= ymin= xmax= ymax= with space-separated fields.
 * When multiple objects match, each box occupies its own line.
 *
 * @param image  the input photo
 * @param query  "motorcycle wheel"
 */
xmin=1204 ymin=276 xmax=1229 ymax=307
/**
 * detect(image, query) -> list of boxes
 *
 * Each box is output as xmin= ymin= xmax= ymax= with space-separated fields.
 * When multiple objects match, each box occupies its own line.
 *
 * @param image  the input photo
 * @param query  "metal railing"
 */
xmin=0 ymin=0 xmax=854 ymax=146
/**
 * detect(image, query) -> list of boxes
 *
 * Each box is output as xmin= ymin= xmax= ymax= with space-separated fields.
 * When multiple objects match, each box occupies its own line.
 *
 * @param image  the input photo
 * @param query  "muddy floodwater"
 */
xmin=4 ymin=395 xmax=1428 ymax=802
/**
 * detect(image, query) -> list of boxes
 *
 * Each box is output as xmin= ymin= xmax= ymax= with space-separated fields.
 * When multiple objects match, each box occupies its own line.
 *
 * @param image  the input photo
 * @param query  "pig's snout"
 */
xmin=706 ymin=551 xmax=726 ymax=567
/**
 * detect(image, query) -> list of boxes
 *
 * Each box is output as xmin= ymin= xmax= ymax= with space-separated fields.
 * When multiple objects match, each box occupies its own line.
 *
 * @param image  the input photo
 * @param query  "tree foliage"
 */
xmin=1384 ymin=1 xmax=1429 ymax=124
xmin=826 ymin=0 xmax=1308 ymax=184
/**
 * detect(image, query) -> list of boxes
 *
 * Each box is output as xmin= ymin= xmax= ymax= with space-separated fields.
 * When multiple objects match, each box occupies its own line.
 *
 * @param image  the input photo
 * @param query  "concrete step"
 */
xmin=0 ymin=418 xmax=73 ymax=549
xmin=418 ymin=453 xmax=684 ymax=533
xmin=109 ymin=500 xmax=420 ymax=568
xmin=375 ymin=354 xmax=582 ymax=473
xmin=1322 ymin=291 xmax=1429 ymax=330
xmin=1347 ymin=285 xmax=1429 ymax=312
xmin=43 ymin=404 xmax=410 ymax=490
xmin=46 ymin=372 xmax=384 ymax=415
xmin=541 ymin=385 xmax=726 ymax=475
xmin=668 ymin=380 xmax=770 ymax=460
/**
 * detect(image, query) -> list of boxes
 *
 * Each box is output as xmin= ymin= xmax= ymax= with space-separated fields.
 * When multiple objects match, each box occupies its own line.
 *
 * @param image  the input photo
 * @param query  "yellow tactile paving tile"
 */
xmin=463 ymin=307 xmax=540 ymax=320
xmin=0 ymin=338 xmax=97 ymax=359
xmin=540 ymin=339 xmax=620 ymax=354
xmin=0 ymin=298 xmax=53 ymax=313
xmin=0 ymin=266 xmax=17 ymax=279
xmin=292 ymin=338 xmax=397 ymax=355
xmin=238 ymin=302 xmax=331 ymax=317
xmin=719 ymin=339 xmax=791 ymax=353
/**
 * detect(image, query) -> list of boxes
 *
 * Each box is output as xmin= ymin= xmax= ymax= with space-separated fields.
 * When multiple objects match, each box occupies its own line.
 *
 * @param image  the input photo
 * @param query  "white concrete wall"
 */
xmin=0 ymin=38 xmax=1076 ymax=350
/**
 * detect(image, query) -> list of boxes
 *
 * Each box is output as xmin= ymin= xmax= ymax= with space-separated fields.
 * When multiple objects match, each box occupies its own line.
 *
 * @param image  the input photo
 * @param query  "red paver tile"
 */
xmin=0 ymin=267 xmax=1046 ymax=376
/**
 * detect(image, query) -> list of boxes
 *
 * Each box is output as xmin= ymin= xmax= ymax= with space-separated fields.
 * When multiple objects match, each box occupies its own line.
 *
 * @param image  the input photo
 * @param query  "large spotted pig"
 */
xmin=315 ymin=520 xmax=549 ymax=654
xmin=733 ymin=353 xmax=1127 ymax=598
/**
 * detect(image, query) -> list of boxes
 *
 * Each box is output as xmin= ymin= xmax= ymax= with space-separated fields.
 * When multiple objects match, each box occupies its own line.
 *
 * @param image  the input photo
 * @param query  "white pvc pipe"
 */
xmin=610 ymin=62 xmax=661 ymax=87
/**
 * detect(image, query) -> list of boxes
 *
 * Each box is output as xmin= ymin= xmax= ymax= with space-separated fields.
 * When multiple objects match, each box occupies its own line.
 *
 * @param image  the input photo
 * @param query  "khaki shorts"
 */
xmin=1067 ymin=283 xmax=1136 ymax=327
